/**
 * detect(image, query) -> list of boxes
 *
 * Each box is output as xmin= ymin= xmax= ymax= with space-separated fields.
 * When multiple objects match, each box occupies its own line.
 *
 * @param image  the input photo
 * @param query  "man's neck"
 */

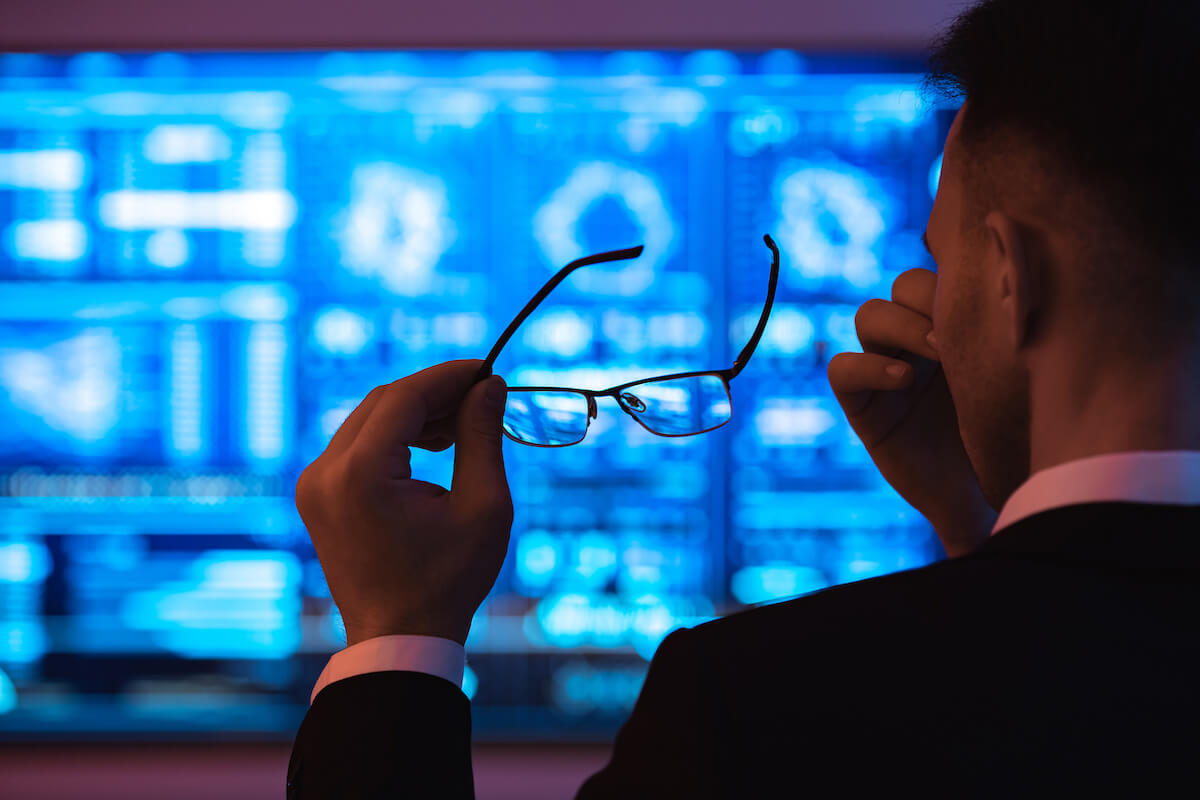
xmin=1029 ymin=359 xmax=1200 ymax=475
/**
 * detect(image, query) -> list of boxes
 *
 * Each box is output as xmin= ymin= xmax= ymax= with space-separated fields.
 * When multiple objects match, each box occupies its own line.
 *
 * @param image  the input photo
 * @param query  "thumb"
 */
xmin=450 ymin=375 xmax=511 ymax=517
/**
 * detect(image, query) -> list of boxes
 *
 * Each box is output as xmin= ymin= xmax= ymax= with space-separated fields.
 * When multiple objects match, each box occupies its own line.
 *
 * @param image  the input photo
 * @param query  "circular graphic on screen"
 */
xmin=533 ymin=161 xmax=675 ymax=296
xmin=773 ymin=159 xmax=890 ymax=290
xmin=333 ymin=163 xmax=457 ymax=295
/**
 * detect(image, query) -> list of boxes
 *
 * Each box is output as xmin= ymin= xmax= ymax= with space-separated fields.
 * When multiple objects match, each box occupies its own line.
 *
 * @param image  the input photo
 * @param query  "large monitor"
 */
xmin=0 ymin=50 xmax=952 ymax=739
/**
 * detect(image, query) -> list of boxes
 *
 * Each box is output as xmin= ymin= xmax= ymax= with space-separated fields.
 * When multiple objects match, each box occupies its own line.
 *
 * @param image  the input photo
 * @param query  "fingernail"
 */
xmin=926 ymin=330 xmax=938 ymax=349
xmin=886 ymin=364 xmax=907 ymax=378
xmin=486 ymin=377 xmax=507 ymax=409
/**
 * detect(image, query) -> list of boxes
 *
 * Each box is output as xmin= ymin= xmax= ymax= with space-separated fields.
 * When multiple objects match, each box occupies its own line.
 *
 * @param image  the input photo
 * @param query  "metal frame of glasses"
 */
xmin=475 ymin=234 xmax=780 ymax=447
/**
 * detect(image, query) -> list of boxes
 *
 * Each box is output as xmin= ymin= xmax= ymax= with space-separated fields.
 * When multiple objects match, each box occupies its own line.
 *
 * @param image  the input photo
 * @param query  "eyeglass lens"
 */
xmin=502 ymin=374 xmax=731 ymax=446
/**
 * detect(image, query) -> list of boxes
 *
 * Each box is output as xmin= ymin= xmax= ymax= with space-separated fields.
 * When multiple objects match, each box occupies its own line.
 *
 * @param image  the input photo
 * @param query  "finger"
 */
xmin=410 ymin=409 xmax=475 ymax=450
xmin=351 ymin=360 xmax=490 ymax=467
xmin=890 ymin=268 xmax=937 ymax=318
xmin=451 ymin=375 xmax=512 ymax=521
xmin=827 ymin=350 xmax=919 ymax=416
xmin=328 ymin=381 xmax=458 ymax=455
xmin=854 ymin=299 xmax=940 ymax=362
xmin=324 ymin=385 xmax=388 ymax=456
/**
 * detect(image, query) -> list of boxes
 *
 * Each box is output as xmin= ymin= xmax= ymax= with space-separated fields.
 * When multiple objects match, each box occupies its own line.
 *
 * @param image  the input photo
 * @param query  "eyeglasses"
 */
xmin=475 ymin=234 xmax=780 ymax=447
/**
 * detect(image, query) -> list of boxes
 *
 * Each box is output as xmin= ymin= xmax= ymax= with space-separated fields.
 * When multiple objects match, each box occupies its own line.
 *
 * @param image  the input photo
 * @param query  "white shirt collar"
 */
xmin=992 ymin=450 xmax=1200 ymax=535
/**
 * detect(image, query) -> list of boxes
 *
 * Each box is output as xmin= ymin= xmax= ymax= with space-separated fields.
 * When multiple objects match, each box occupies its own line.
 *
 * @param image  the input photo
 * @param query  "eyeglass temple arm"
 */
xmin=474 ymin=245 xmax=646 ymax=384
xmin=728 ymin=234 xmax=780 ymax=381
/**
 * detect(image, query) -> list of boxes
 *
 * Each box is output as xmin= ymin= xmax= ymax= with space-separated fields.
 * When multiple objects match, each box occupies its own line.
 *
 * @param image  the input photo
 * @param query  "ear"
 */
xmin=984 ymin=210 xmax=1042 ymax=351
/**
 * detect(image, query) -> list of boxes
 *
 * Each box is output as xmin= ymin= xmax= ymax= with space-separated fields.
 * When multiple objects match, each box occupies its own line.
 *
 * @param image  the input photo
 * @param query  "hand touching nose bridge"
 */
xmin=828 ymin=267 xmax=996 ymax=557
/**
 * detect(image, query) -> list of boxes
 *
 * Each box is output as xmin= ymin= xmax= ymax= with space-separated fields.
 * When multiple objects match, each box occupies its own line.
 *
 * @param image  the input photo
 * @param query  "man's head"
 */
xmin=923 ymin=0 xmax=1200 ymax=510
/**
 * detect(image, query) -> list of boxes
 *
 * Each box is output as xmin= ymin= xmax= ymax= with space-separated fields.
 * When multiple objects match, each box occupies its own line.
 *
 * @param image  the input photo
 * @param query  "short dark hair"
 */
xmin=923 ymin=0 xmax=1200 ymax=334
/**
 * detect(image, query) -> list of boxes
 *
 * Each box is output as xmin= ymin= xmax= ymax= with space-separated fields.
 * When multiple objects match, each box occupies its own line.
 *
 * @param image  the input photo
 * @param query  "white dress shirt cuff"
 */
xmin=310 ymin=634 xmax=466 ymax=704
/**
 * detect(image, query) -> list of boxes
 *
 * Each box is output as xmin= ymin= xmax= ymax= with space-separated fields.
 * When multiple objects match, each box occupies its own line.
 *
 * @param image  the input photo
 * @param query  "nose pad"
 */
xmin=619 ymin=392 xmax=646 ymax=412
xmin=587 ymin=395 xmax=597 ymax=420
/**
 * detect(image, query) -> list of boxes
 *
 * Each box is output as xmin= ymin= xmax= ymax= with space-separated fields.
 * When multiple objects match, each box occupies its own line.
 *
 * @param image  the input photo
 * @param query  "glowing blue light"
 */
xmin=536 ymin=593 xmax=591 ymax=648
xmin=68 ymin=52 xmax=124 ymax=84
xmin=602 ymin=51 xmax=670 ymax=84
xmin=0 ymin=541 xmax=52 ymax=584
xmin=220 ymin=284 xmax=290 ymax=321
xmin=600 ymin=309 xmax=646 ymax=353
xmin=316 ymin=52 xmax=424 ymax=91
xmin=657 ymin=89 xmax=705 ymax=125
xmin=929 ymin=152 xmax=944 ymax=200
xmin=532 ymin=161 xmax=674 ymax=296
xmin=629 ymin=604 xmax=679 ymax=661
xmin=754 ymin=397 xmax=839 ymax=446
xmin=836 ymin=532 xmax=928 ymax=583
xmin=0 ymin=621 xmax=47 ymax=663
xmin=120 ymin=551 xmax=301 ymax=658
xmin=758 ymin=50 xmax=808 ymax=85
xmin=244 ymin=323 xmax=288 ymax=462
xmin=683 ymin=50 xmax=739 ymax=87
xmin=222 ymin=91 xmax=292 ymax=130
xmin=517 ymin=531 xmax=561 ymax=588
xmin=732 ymin=306 xmax=814 ymax=356
xmin=145 ymin=228 xmax=190 ymax=268
xmin=98 ymin=189 xmax=297 ymax=231
xmin=143 ymin=124 xmax=232 ymax=164
xmin=729 ymin=106 xmax=799 ymax=156
xmin=730 ymin=565 xmax=829 ymax=605
xmin=408 ymin=89 xmax=492 ymax=129
xmin=461 ymin=52 xmax=557 ymax=88
xmin=0 ymin=149 xmax=88 ymax=191
xmin=574 ymin=533 xmax=618 ymax=584
xmin=319 ymin=404 xmax=354 ymax=442
xmin=645 ymin=312 xmax=707 ymax=348
xmin=550 ymin=662 xmax=648 ymax=715
xmin=0 ymin=668 xmax=16 ymax=715
xmin=313 ymin=307 xmax=374 ymax=355
xmin=0 ymin=51 xmax=942 ymax=734
xmin=334 ymin=163 xmax=456 ymax=295
xmin=167 ymin=324 xmax=206 ymax=460
xmin=533 ymin=592 xmax=713 ymax=658
xmin=522 ymin=310 xmax=593 ymax=358
xmin=774 ymin=160 xmax=889 ymax=290
xmin=462 ymin=665 xmax=478 ymax=700
xmin=8 ymin=219 xmax=88 ymax=261
xmin=328 ymin=605 xmax=346 ymax=643
xmin=850 ymin=86 xmax=924 ymax=125
xmin=142 ymin=52 xmax=190 ymax=81
xmin=431 ymin=313 xmax=487 ymax=348
xmin=0 ymin=328 xmax=121 ymax=442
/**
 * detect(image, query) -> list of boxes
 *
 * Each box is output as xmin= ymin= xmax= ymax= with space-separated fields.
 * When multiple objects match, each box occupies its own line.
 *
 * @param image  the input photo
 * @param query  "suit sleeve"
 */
xmin=575 ymin=626 xmax=720 ymax=800
xmin=287 ymin=671 xmax=474 ymax=800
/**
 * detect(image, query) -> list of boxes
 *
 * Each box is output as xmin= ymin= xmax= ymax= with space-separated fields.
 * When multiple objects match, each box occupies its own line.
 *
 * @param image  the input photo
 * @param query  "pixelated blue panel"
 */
xmin=0 ymin=50 xmax=947 ymax=739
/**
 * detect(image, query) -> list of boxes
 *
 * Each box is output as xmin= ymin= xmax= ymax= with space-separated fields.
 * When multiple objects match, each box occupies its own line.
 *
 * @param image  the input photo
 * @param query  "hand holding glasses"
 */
xmin=475 ymin=235 xmax=780 ymax=446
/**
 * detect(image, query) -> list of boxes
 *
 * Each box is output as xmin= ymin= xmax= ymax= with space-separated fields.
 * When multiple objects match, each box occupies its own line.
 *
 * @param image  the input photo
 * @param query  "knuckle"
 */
xmin=295 ymin=463 xmax=326 ymax=517
xmin=340 ymin=450 xmax=374 ymax=488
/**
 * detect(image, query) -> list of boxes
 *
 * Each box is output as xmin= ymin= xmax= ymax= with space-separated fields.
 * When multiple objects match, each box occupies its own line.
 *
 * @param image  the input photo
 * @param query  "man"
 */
xmin=288 ymin=0 xmax=1200 ymax=795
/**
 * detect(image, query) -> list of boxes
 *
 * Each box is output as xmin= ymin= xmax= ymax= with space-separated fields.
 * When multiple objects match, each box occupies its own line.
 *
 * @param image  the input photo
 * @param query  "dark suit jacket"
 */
xmin=288 ymin=502 xmax=1200 ymax=798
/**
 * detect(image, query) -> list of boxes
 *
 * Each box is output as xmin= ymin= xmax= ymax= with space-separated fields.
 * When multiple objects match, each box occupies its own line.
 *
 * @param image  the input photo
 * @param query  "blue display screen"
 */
xmin=0 ymin=50 xmax=951 ymax=738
